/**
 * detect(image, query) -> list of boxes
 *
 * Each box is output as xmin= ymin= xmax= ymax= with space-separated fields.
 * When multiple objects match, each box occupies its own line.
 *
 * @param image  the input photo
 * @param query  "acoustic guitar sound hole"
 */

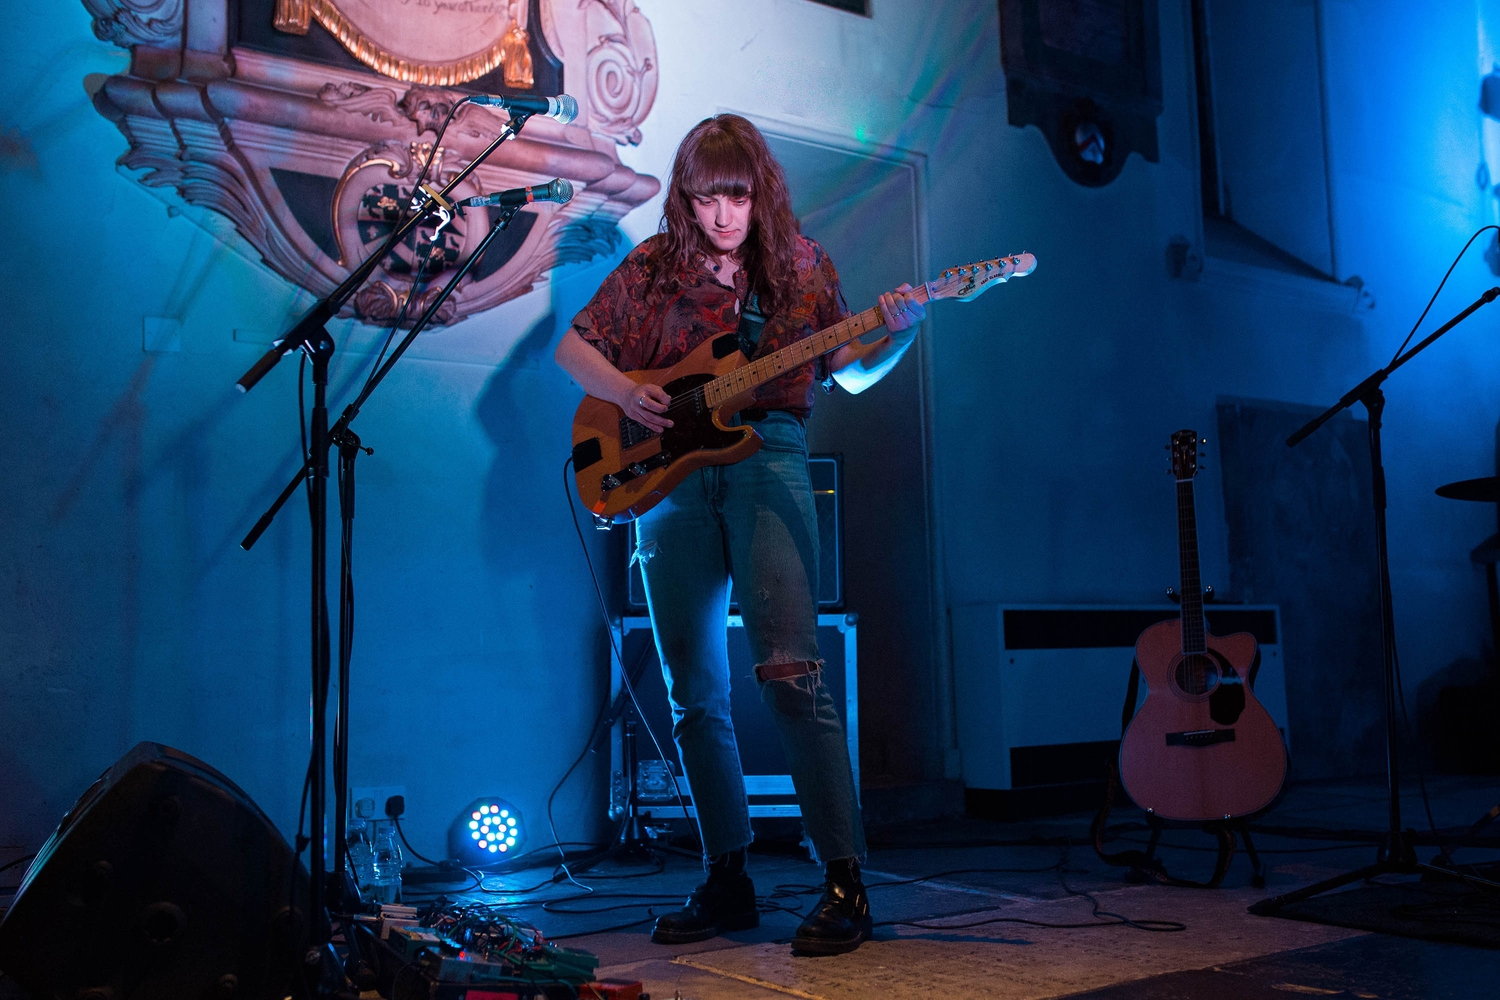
xmin=1174 ymin=652 xmax=1220 ymax=697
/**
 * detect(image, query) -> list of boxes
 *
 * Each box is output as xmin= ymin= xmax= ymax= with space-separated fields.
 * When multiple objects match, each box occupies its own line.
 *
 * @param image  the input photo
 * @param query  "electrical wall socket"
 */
xmin=348 ymin=785 xmax=407 ymax=822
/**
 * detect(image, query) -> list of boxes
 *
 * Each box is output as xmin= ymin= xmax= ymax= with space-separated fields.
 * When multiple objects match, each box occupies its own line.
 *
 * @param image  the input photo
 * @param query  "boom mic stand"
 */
xmin=233 ymin=107 xmax=538 ymax=958
xmin=1251 ymin=286 xmax=1500 ymax=916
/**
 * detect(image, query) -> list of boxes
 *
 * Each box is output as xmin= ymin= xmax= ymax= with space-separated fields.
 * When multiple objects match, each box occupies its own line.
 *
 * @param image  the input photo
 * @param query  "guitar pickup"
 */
xmin=1165 ymin=728 xmax=1236 ymax=748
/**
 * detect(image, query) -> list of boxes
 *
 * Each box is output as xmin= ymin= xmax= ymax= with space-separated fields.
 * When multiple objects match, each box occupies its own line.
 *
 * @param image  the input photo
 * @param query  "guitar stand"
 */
xmin=1093 ymin=756 xmax=1268 ymax=889
xmin=1122 ymin=814 xmax=1267 ymax=889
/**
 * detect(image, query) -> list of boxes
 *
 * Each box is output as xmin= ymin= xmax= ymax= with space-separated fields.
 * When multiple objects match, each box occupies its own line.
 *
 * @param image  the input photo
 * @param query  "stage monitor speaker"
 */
xmin=0 ymin=741 xmax=311 ymax=1000
xmin=625 ymin=453 xmax=843 ymax=612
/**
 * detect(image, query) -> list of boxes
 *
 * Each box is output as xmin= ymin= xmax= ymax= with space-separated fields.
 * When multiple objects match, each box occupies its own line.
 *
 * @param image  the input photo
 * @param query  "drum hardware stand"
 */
xmin=232 ymin=109 xmax=538 ymax=971
xmin=1252 ymin=286 xmax=1500 ymax=915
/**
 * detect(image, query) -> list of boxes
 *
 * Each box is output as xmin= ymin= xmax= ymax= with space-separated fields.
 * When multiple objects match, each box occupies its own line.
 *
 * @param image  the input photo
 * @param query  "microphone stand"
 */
xmin=233 ymin=109 xmax=536 ymax=958
xmin=1251 ymin=286 xmax=1500 ymax=916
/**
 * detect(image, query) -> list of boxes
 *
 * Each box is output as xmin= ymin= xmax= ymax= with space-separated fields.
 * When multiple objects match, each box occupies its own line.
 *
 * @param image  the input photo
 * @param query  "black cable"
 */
xmin=539 ymin=892 xmax=687 ymax=916
xmin=402 ymin=871 xmax=485 ymax=897
xmin=546 ymin=913 xmax=659 ymax=939
xmin=864 ymin=863 xmax=1064 ymax=888
xmin=557 ymin=455 xmax=699 ymax=875
xmin=1388 ymin=641 xmax=1443 ymax=847
xmin=1388 ymin=224 xmax=1500 ymax=363
xmin=298 ymin=353 xmax=308 ymax=459
xmin=538 ymin=627 xmax=657 ymax=884
xmin=876 ymin=845 xmax=1185 ymax=934
xmin=0 ymin=853 xmax=35 ymax=876
xmin=392 ymin=816 xmax=447 ymax=867
xmin=1358 ymin=219 xmax=1496 ymax=857
xmin=561 ymin=456 xmax=693 ymax=807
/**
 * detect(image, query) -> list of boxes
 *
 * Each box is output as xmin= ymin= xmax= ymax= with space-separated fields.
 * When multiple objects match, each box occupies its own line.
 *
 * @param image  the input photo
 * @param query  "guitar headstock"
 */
xmin=927 ymin=253 xmax=1037 ymax=303
xmin=1169 ymin=429 xmax=1201 ymax=481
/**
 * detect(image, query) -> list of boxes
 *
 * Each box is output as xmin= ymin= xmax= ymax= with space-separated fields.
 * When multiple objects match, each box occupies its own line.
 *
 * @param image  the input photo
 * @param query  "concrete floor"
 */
xmin=454 ymin=775 xmax=1500 ymax=1000
xmin=4 ymin=776 xmax=1498 ymax=998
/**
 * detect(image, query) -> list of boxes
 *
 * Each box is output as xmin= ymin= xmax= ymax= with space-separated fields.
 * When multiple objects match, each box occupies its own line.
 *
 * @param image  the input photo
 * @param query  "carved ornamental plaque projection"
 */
xmin=83 ymin=0 xmax=661 ymax=326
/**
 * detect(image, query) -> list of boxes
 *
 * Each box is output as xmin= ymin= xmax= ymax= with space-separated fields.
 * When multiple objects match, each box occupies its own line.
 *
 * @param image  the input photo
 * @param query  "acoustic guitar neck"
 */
xmin=1176 ymin=475 xmax=1206 ymax=655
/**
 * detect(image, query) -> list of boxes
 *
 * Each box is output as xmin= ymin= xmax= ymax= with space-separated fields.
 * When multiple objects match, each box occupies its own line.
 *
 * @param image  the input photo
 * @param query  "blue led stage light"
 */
xmin=449 ymin=798 xmax=524 ymax=863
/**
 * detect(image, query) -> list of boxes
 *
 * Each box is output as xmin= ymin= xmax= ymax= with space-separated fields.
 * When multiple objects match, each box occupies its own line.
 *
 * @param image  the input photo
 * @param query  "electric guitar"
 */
xmin=570 ymin=253 xmax=1036 ymax=522
xmin=1118 ymin=430 xmax=1288 ymax=822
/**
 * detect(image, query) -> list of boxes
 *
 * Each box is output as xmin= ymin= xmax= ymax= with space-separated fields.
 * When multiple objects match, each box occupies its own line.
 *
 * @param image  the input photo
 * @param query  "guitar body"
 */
xmin=567 ymin=253 xmax=1036 ymax=522
xmin=1119 ymin=619 xmax=1288 ymax=821
xmin=571 ymin=332 xmax=764 ymax=523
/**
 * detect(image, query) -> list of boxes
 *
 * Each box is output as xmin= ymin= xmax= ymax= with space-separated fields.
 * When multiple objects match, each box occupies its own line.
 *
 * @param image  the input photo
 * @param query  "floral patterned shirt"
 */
xmin=571 ymin=233 xmax=850 ymax=418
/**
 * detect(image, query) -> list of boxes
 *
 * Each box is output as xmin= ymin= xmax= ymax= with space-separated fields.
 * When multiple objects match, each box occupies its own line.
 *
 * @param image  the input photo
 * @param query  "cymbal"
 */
xmin=1435 ymin=476 xmax=1500 ymax=502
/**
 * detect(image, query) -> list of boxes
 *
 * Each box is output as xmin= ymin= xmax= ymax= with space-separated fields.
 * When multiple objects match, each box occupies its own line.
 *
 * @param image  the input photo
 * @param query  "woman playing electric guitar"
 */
xmin=553 ymin=114 xmax=923 ymax=955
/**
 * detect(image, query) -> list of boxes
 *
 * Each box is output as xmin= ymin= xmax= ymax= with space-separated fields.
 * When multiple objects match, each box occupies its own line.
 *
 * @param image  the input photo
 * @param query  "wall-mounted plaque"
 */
xmin=82 ymin=0 xmax=661 ymax=326
xmin=999 ymin=0 xmax=1162 ymax=187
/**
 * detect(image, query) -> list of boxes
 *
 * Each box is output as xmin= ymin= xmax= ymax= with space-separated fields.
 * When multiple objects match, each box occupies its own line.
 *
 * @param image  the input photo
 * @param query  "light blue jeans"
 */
xmin=635 ymin=411 xmax=865 ymax=863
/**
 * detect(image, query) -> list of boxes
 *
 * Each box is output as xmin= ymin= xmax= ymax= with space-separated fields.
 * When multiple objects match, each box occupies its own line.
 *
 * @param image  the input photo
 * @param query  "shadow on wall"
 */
xmin=469 ymin=226 xmax=632 ymax=842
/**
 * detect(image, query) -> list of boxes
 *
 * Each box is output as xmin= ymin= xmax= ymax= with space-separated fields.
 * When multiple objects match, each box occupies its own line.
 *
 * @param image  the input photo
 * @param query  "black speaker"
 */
xmin=625 ymin=453 xmax=844 ymax=612
xmin=0 ymin=742 xmax=311 ymax=1000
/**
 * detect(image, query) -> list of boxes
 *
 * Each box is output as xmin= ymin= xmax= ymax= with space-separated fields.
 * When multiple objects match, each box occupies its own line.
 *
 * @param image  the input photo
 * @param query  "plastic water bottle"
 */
xmin=346 ymin=819 xmax=376 ymax=901
xmin=371 ymin=825 xmax=403 ymax=904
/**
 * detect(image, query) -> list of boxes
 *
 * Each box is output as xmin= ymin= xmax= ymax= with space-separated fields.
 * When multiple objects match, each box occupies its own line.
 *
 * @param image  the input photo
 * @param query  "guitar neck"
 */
xmin=1176 ymin=478 xmax=1206 ymax=654
xmin=701 ymin=283 xmax=932 ymax=409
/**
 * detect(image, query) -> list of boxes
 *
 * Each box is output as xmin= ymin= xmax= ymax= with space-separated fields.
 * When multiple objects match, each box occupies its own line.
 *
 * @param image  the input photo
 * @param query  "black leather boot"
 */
xmin=792 ymin=857 xmax=872 ymax=955
xmin=651 ymin=848 xmax=759 ymax=944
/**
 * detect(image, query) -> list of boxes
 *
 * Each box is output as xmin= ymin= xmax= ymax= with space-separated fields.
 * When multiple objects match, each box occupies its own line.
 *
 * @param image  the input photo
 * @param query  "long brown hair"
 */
xmin=648 ymin=114 xmax=800 ymax=317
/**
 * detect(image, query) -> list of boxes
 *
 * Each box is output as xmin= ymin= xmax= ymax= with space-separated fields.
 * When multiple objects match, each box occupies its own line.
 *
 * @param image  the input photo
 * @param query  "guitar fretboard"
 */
xmin=1176 ymin=478 xmax=1206 ymax=654
xmin=701 ymin=284 xmax=933 ymax=409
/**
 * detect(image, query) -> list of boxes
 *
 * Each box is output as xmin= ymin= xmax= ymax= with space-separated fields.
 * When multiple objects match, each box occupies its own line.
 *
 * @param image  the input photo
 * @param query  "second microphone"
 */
xmin=461 ymin=178 xmax=574 ymax=209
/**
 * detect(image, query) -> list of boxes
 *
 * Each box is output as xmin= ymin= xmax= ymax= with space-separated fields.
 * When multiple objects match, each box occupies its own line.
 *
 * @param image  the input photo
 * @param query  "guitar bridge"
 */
xmin=619 ymin=415 xmax=658 ymax=448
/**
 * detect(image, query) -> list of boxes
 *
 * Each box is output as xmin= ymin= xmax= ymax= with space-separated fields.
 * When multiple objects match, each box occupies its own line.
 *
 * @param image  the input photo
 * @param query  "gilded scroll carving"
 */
xmin=82 ymin=0 xmax=183 ymax=47
xmin=318 ymin=82 xmax=402 ymax=127
xmin=582 ymin=0 xmax=657 ymax=146
xmin=277 ymin=0 xmax=517 ymax=87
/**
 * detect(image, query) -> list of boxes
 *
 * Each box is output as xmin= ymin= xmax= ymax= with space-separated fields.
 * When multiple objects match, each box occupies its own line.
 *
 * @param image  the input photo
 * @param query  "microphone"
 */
xmin=461 ymin=178 xmax=574 ymax=209
xmin=467 ymin=93 xmax=579 ymax=124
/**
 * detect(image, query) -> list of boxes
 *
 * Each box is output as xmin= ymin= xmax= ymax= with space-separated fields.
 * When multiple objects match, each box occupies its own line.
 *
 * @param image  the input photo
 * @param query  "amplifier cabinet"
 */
xmin=609 ymin=613 xmax=858 ymax=822
xmin=951 ymin=604 xmax=1288 ymax=793
xmin=625 ymin=454 xmax=843 ymax=612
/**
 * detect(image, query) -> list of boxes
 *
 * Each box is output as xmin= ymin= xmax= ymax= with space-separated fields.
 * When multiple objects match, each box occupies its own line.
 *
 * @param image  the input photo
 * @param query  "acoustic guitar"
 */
xmin=570 ymin=253 xmax=1036 ymax=522
xmin=1119 ymin=430 xmax=1288 ymax=822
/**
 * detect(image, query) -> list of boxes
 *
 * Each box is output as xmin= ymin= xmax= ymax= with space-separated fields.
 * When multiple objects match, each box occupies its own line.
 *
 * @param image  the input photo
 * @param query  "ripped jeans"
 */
xmin=635 ymin=411 xmax=865 ymax=863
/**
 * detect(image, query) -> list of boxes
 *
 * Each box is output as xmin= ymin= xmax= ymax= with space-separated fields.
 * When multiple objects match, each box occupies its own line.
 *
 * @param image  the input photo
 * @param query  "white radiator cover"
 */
xmin=951 ymin=604 xmax=1289 ymax=791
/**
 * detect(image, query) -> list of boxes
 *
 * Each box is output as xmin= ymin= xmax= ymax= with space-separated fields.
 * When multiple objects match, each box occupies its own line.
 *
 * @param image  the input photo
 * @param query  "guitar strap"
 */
xmin=1089 ymin=658 xmax=1237 ymax=889
xmin=737 ymin=292 xmax=835 ymax=389
xmin=737 ymin=292 xmax=766 ymax=358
